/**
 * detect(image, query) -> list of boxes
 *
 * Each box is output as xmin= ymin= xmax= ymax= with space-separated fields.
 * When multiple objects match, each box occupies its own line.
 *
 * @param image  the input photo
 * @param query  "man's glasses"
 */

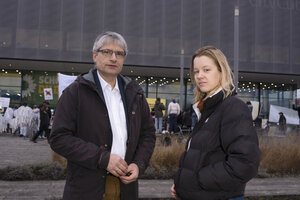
xmin=96 ymin=49 xmax=126 ymax=59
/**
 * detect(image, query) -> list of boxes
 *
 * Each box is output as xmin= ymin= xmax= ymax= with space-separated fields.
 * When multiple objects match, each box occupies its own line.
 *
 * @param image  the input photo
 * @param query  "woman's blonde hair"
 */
xmin=190 ymin=46 xmax=235 ymax=103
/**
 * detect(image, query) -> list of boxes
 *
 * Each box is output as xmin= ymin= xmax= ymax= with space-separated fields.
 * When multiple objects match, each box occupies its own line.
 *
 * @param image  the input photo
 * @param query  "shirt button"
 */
xmin=104 ymin=144 xmax=108 ymax=148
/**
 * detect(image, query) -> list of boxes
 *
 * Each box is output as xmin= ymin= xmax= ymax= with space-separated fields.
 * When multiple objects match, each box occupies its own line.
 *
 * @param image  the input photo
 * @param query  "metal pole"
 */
xmin=180 ymin=49 xmax=184 ymax=109
xmin=179 ymin=0 xmax=184 ymax=110
xmin=234 ymin=5 xmax=239 ymax=90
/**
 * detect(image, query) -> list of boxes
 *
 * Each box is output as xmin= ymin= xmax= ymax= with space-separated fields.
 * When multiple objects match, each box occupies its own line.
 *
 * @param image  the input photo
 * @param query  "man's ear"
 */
xmin=92 ymin=52 xmax=97 ymax=62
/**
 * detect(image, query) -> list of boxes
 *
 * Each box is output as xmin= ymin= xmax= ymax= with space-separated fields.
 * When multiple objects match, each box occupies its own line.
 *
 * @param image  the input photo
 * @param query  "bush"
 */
xmin=0 ymin=165 xmax=34 ymax=180
xmin=1 ymin=132 xmax=300 ymax=181
xmin=259 ymin=132 xmax=300 ymax=175
xmin=148 ymin=132 xmax=300 ymax=178
xmin=149 ymin=135 xmax=185 ymax=171
xmin=141 ymin=166 xmax=178 ymax=179
xmin=0 ymin=162 xmax=65 ymax=181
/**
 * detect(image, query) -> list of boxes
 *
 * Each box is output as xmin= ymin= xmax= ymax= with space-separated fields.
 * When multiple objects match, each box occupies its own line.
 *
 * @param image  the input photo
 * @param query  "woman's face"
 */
xmin=193 ymin=55 xmax=221 ymax=93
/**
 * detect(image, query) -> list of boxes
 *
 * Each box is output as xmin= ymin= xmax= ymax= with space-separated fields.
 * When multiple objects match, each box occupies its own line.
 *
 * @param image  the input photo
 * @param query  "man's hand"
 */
xmin=119 ymin=163 xmax=139 ymax=184
xmin=106 ymin=154 xmax=128 ymax=177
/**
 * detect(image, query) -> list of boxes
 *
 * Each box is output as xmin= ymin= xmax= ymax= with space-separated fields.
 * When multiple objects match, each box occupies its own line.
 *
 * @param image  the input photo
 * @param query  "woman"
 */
xmin=171 ymin=46 xmax=260 ymax=200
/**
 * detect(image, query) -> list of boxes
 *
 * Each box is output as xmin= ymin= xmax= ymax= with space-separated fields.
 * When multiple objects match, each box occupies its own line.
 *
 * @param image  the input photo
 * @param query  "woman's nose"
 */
xmin=195 ymin=71 xmax=204 ymax=79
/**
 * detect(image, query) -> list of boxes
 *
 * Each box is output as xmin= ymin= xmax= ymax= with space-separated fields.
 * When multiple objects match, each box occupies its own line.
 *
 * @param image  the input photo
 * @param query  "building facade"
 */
xmin=0 ymin=0 xmax=299 ymax=118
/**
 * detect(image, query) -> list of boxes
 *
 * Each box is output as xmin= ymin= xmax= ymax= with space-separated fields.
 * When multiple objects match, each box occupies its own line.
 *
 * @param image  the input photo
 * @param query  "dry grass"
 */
xmin=149 ymin=132 xmax=300 ymax=176
xmin=259 ymin=132 xmax=300 ymax=174
xmin=149 ymin=135 xmax=185 ymax=170
xmin=50 ymin=131 xmax=300 ymax=176
xmin=52 ymin=151 xmax=67 ymax=168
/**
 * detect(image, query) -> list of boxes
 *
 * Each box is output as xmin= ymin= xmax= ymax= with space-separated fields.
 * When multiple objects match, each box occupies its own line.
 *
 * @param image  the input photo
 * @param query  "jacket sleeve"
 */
xmin=132 ymin=94 xmax=156 ymax=175
xmin=197 ymin=98 xmax=261 ymax=191
xmin=49 ymin=83 xmax=109 ymax=170
xmin=160 ymin=103 xmax=165 ymax=110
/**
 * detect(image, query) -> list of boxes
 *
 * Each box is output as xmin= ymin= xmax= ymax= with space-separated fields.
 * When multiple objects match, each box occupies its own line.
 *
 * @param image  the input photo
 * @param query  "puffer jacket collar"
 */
xmin=193 ymin=91 xmax=224 ymax=134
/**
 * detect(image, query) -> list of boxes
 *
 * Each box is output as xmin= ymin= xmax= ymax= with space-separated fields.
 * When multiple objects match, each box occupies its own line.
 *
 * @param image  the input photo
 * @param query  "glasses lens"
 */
xmin=98 ymin=49 xmax=125 ymax=58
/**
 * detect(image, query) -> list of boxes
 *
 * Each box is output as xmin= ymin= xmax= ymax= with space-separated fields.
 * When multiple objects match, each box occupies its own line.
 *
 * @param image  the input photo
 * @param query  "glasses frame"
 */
xmin=96 ymin=49 xmax=126 ymax=59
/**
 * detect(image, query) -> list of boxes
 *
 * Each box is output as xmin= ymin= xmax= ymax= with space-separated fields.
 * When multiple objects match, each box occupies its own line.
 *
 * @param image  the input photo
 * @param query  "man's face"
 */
xmin=93 ymin=42 xmax=125 ymax=79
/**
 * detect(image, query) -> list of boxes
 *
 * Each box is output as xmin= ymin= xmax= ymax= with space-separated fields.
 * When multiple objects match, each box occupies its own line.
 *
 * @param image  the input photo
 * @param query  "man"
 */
xmin=278 ymin=112 xmax=286 ymax=134
xmin=49 ymin=31 xmax=156 ymax=200
xmin=154 ymin=97 xmax=165 ymax=134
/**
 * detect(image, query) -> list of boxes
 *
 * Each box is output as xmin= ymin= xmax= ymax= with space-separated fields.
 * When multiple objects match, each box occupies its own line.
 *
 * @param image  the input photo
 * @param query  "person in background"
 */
xmin=49 ymin=31 xmax=156 ymax=200
xmin=292 ymin=104 xmax=300 ymax=127
xmin=31 ymin=104 xmax=50 ymax=143
xmin=43 ymin=100 xmax=52 ymax=138
xmin=278 ymin=112 xmax=287 ymax=134
xmin=167 ymin=98 xmax=181 ymax=134
xmin=171 ymin=46 xmax=260 ymax=200
xmin=0 ymin=107 xmax=5 ymax=133
xmin=30 ymin=105 xmax=40 ymax=138
xmin=4 ymin=106 xmax=14 ymax=133
xmin=15 ymin=102 xmax=32 ymax=137
xmin=154 ymin=97 xmax=165 ymax=134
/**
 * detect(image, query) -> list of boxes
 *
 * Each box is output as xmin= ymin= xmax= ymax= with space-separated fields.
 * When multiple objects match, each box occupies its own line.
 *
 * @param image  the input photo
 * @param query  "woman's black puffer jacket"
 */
xmin=174 ymin=91 xmax=260 ymax=200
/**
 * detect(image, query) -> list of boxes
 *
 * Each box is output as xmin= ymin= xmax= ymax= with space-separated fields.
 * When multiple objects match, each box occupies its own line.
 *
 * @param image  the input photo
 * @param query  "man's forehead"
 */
xmin=101 ymin=42 xmax=124 ymax=50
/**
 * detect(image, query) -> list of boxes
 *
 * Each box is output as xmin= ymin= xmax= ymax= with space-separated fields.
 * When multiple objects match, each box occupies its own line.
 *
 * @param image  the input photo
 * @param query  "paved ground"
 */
xmin=0 ymin=133 xmax=300 ymax=199
xmin=0 ymin=133 xmax=52 ymax=167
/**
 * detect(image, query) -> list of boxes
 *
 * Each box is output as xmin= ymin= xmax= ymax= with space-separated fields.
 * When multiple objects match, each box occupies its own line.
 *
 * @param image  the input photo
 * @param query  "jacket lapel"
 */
xmin=117 ymin=75 xmax=130 ymax=136
xmin=92 ymin=69 xmax=106 ymax=103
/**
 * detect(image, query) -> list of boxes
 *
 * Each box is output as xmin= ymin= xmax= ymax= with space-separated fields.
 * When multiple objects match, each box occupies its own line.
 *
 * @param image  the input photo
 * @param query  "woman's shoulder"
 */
xmin=221 ymin=95 xmax=250 ymax=113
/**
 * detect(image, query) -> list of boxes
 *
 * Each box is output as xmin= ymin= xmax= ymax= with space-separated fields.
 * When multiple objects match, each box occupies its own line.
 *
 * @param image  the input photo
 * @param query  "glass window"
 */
xmin=0 ymin=71 xmax=21 ymax=105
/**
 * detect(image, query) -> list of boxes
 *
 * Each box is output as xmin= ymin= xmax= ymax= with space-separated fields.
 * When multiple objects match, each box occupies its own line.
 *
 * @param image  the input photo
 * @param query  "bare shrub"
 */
xmin=259 ymin=133 xmax=300 ymax=174
xmin=149 ymin=135 xmax=185 ymax=170
xmin=52 ymin=151 xmax=67 ymax=168
xmin=0 ymin=165 xmax=34 ymax=180
xmin=38 ymin=162 xmax=65 ymax=180
xmin=0 ymin=163 xmax=65 ymax=181
xmin=148 ymin=132 xmax=300 ymax=178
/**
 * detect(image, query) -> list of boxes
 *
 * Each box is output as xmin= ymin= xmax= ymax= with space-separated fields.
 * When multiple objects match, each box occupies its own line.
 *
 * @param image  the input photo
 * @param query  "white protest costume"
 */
xmin=31 ymin=107 xmax=40 ymax=134
xmin=15 ymin=105 xmax=33 ymax=136
xmin=0 ymin=114 xmax=5 ymax=133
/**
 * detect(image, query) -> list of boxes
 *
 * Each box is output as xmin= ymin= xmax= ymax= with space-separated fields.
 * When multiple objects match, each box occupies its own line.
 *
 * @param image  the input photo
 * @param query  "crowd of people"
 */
xmin=152 ymin=98 xmax=198 ymax=135
xmin=0 ymin=101 xmax=54 ymax=143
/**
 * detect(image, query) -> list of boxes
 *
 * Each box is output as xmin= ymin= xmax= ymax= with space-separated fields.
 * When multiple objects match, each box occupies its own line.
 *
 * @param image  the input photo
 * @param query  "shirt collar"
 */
xmin=192 ymin=87 xmax=222 ymax=114
xmin=97 ymin=71 xmax=119 ymax=92
xmin=209 ymin=87 xmax=222 ymax=98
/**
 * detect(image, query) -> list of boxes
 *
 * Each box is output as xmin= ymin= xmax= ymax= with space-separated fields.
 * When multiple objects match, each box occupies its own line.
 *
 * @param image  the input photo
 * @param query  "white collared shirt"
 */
xmin=192 ymin=87 xmax=222 ymax=121
xmin=98 ymin=72 xmax=127 ymax=159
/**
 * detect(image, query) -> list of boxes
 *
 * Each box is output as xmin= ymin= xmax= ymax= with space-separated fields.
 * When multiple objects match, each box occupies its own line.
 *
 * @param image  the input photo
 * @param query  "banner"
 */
xmin=0 ymin=97 xmax=10 ymax=107
xmin=44 ymin=88 xmax=53 ymax=100
xmin=21 ymin=71 xmax=58 ymax=106
xmin=269 ymin=105 xmax=299 ymax=125
xmin=297 ymin=89 xmax=300 ymax=106
xmin=58 ymin=73 xmax=77 ymax=97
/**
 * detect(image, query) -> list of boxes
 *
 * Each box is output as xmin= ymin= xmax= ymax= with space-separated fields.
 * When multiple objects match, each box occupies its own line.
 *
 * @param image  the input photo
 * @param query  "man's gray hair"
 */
xmin=92 ymin=31 xmax=128 ymax=55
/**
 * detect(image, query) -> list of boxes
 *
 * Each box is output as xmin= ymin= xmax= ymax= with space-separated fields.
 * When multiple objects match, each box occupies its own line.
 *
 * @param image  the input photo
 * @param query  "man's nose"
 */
xmin=110 ymin=52 xmax=117 ymax=61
